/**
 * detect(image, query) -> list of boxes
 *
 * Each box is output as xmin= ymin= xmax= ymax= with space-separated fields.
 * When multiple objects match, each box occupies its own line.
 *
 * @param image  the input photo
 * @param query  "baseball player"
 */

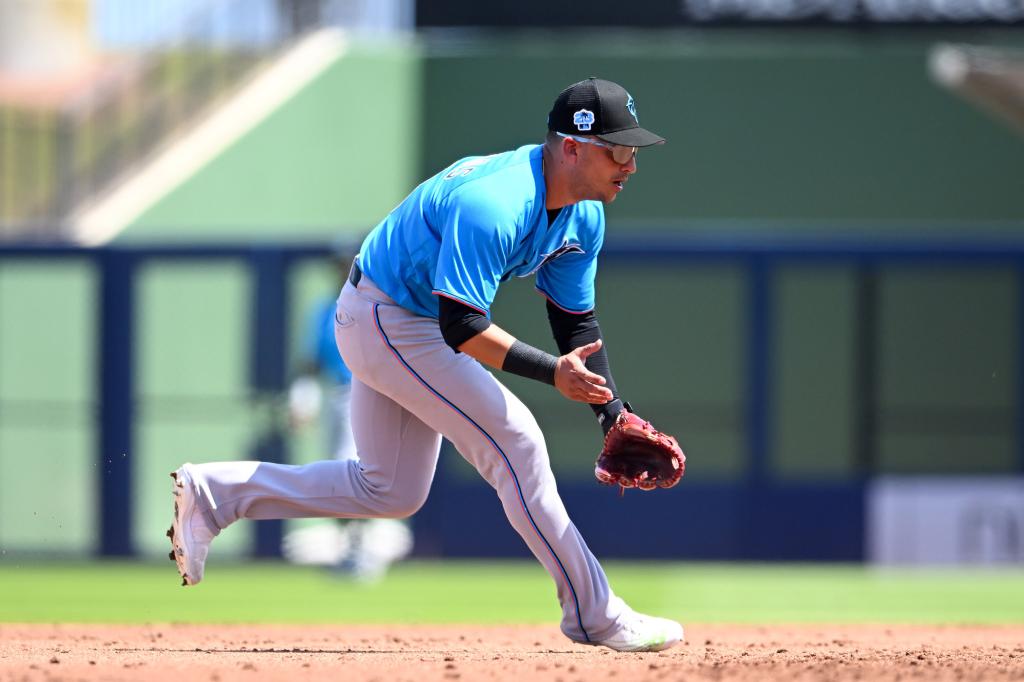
xmin=169 ymin=77 xmax=684 ymax=652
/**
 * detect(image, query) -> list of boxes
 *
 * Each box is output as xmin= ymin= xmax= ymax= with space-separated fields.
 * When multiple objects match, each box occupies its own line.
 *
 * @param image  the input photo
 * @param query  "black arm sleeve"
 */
xmin=438 ymin=296 xmax=492 ymax=351
xmin=546 ymin=301 xmax=625 ymax=433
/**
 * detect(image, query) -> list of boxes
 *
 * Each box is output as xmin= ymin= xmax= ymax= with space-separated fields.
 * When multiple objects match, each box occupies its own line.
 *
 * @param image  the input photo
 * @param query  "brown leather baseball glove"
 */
xmin=595 ymin=411 xmax=686 ymax=491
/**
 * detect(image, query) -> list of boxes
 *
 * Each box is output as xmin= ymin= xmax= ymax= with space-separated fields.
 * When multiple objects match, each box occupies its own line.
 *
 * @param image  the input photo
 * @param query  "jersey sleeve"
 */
xmin=432 ymin=188 xmax=514 ymax=315
xmin=535 ymin=207 xmax=604 ymax=313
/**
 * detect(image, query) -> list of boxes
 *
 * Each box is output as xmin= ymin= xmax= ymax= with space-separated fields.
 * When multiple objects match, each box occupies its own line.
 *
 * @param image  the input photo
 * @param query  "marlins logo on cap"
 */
xmin=548 ymin=77 xmax=665 ymax=148
xmin=573 ymin=109 xmax=595 ymax=131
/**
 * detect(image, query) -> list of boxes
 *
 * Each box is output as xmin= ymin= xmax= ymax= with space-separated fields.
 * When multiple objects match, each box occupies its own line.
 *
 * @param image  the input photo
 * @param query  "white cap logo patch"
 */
xmin=626 ymin=95 xmax=638 ymax=124
xmin=573 ymin=109 xmax=595 ymax=131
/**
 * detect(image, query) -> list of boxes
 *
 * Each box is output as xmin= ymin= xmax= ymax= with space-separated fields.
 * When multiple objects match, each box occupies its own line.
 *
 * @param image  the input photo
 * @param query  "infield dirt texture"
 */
xmin=2 ymin=562 xmax=1023 ymax=681
xmin=3 ymin=623 xmax=1024 ymax=681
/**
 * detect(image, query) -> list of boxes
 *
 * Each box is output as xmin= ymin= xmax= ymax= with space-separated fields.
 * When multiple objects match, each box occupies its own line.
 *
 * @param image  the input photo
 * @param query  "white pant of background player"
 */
xmin=181 ymin=274 xmax=680 ymax=648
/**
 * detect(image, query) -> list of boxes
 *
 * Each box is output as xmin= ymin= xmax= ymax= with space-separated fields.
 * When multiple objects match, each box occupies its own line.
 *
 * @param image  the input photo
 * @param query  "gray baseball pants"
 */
xmin=186 ymin=275 xmax=627 ymax=643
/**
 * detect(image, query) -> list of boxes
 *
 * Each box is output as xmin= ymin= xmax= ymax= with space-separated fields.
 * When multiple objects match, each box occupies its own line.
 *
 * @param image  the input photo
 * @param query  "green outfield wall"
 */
xmin=0 ymin=262 xmax=97 ymax=554
xmin=0 ymin=248 xmax=1018 ymax=557
xmin=117 ymin=29 xmax=1024 ymax=241
xmin=2 ymin=29 xmax=1022 ymax=557
xmin=485 ymin=262 xmax=1017 ymax=483
xmin=120 ymin=42 xmax=422 ymax=242
xmin=421 ymin=30 xmax=1024 ymax=227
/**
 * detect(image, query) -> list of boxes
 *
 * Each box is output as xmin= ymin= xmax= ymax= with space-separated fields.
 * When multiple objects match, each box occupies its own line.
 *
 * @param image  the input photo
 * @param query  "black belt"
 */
xmin=348 ymin=260 xmax=362 ymax=286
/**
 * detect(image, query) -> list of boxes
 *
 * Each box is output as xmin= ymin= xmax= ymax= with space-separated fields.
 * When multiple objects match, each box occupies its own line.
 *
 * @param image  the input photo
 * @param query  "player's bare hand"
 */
xmin=554 ymin=340 xmax=614 ymax=404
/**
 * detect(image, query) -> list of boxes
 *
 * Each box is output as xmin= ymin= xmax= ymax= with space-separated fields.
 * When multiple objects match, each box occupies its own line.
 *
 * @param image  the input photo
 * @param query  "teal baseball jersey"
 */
xmin=358 ymin=144 xmax=605 ymax=318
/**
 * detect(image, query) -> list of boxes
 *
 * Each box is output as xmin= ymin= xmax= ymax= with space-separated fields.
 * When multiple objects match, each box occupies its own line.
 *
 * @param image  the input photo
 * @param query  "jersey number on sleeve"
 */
xmin=444 ymin=155 xmax=497 ymax=180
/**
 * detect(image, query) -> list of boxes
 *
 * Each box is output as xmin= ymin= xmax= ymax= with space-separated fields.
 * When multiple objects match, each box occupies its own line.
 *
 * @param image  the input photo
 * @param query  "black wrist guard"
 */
xmin=502 ymin=340 xmax=558 ymax=386
xmin=596 ymin=399 xmax=630 ymax=435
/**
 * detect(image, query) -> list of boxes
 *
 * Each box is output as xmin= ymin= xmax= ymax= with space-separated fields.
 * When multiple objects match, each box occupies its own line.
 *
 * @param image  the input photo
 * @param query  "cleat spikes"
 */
xmin=168 ymin=464 xmax=208 ymax=587
xmin=168 ymin=551 xmax=175 ymax=561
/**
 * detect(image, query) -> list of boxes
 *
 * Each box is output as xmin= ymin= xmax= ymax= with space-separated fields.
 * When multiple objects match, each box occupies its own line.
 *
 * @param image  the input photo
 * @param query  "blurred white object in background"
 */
xmin=322 ymin=0 xmax=413 ymax=36
xmin=288 ymin=375 xmax=324 ymax=425
xmin=929 ymin=43 xmax=1024 ymax=136
xmin=868 ymin=477 xmax=1024 ymax=566
xmin=0 ymin=0 xmax=94 ymax=76
xmin=282 ymin=519 xmax=413 ymax=582
xmin=281 ymin=522 xmax=351 ymax=566
xmin=344 ymin=518 xmax=414 ymax=582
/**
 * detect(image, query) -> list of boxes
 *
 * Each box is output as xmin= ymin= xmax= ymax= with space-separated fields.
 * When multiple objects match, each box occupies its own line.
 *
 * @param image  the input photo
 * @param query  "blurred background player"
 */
xmin=283 ymin=247 xmax=413 ymax=580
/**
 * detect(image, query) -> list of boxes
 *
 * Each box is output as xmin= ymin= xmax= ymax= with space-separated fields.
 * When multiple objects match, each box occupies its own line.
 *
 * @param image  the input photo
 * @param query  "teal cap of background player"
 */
xmin=547 ymin=77 xmax=665 ymax=147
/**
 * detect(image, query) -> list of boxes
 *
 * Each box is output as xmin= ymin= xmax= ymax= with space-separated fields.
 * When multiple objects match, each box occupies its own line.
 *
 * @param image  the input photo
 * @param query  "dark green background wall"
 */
xmin=476 ymin=261 xmax=1018 ymax=486
xmin=421 ymin=30 xmax=1024 ymax=228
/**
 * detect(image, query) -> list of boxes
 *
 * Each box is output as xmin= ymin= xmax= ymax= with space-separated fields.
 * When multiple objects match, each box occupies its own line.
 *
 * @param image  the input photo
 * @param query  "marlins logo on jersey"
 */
xmin=525 ymin=239 xmax=585 ymax=276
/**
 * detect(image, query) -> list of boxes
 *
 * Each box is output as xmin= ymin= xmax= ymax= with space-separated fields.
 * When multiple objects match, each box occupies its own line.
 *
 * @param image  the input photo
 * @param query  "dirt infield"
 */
xmin=1 ymin=623 xmax=1022 ymax=681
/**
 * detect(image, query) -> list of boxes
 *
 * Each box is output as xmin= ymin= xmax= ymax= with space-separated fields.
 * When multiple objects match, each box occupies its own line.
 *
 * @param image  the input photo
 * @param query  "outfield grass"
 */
xmin=1 ymin=560 xmax=1022 ymax=624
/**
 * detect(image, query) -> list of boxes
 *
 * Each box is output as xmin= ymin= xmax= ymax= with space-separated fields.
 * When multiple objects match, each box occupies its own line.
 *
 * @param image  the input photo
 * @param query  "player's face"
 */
xmin=574 ymin=140 xmax=638 ymax=204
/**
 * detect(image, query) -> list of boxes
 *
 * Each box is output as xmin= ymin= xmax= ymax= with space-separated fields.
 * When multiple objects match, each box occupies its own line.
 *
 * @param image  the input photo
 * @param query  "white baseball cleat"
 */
xmin=591 ymin=612 xmax=684 ymax=652
xmin=167 ymin=464 xmax=215 ymax=586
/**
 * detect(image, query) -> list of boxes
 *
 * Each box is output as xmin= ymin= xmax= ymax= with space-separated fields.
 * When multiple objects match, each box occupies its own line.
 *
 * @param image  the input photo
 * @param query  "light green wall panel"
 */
xmin=137 ymin=263 xmax=250 ymax=398
xmin=135 ymin=416 xmax=256 ymax=558
xmin=0 ymin=261 xmax=96 ymax=553
xmin=0 ymin=261 xmax=96 ymax=403
xmin=134 ymin=263 xmax=254 ymax=557
xmin=123 ymin=43 xmax=421 ymax=241
xmin=0 ymin=426 xmax=95 ymax=553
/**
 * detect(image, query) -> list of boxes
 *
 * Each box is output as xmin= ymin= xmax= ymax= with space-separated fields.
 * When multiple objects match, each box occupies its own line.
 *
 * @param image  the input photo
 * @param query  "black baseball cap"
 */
xmin=547 ymin=77 xmax=665 ymax=147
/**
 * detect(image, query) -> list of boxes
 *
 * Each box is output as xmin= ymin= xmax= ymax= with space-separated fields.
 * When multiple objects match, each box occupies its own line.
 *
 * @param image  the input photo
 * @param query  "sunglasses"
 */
xmin=556 ymin=132 xmax=637 ymax=165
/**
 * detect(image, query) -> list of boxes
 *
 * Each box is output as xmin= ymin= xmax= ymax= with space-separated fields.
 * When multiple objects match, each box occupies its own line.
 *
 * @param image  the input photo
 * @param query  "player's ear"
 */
xmin=562 ymin=138 xmax=581 ymax=163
